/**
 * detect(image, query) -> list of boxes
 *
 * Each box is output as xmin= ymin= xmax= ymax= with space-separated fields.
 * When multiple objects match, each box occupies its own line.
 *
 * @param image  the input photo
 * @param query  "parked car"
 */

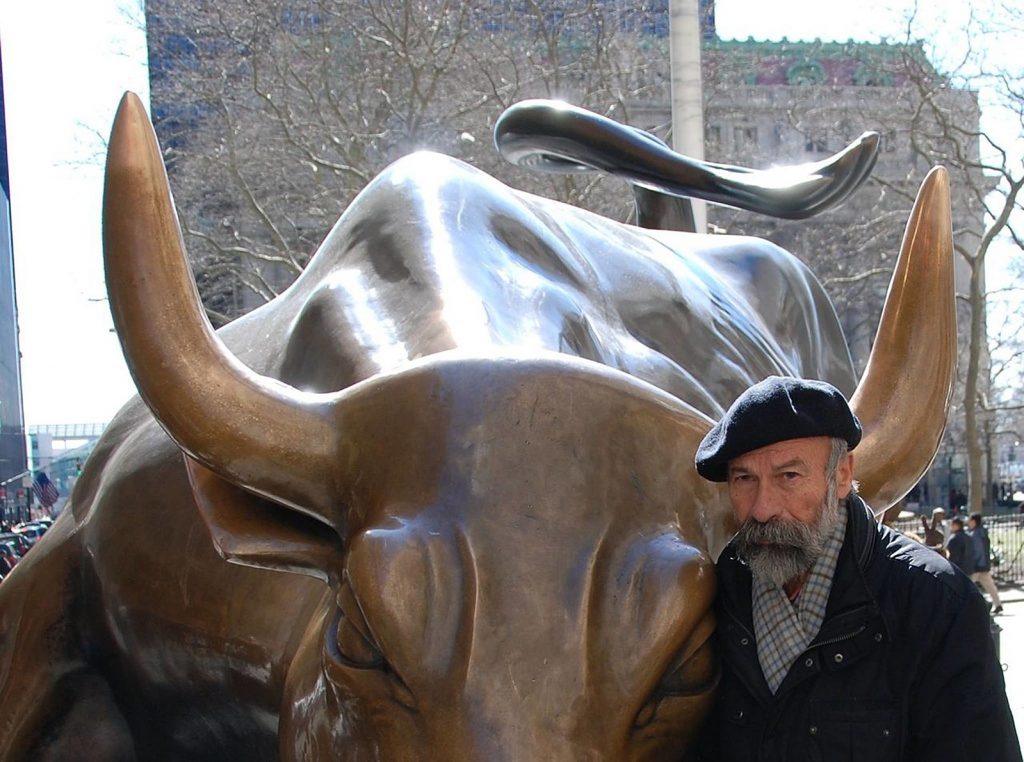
xmin=12 ymin=521 xmax=49 ymax=548
xmin=0 ymin=542 xmax=18 ymax=576
xmin=0 ymin=532 xmax=31 ymax=557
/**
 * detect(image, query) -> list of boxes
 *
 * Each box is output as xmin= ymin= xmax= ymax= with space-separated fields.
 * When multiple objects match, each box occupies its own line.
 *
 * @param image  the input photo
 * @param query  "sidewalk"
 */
xmin=994 ymin=584 xmax=1024 ymax=735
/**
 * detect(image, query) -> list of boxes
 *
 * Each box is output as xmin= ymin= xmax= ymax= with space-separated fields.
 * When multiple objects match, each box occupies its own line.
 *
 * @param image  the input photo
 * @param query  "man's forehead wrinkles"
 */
xmin=773 ymin=458 xmax=808 ymax=471
xmin=730 ymin=451 xmax=812 ymax=472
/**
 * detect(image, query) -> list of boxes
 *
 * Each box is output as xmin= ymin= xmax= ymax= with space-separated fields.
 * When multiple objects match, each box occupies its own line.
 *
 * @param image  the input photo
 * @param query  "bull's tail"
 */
xmin=494 ymin=99 xmax=878 ymax=229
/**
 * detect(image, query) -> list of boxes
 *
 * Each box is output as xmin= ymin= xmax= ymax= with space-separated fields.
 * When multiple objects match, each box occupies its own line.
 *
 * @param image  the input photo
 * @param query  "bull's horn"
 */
xmin=103 ymin=92 xmax=335 ymax=516
xmin=851 ymin=167 xmax=955 ymax=511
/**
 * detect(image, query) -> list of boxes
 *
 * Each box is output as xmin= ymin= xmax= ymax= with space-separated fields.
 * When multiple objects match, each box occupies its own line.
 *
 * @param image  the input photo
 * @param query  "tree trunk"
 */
xmin=965 ymin=256 xmax=987 ymax=515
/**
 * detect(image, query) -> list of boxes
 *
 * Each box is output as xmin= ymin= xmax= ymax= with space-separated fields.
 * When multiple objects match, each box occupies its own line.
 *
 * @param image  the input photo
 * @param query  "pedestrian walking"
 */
xmin=946 ymin=516 xmax=971 ymax=573
xmin=968 ymin=512 xmax=1003 ymax=614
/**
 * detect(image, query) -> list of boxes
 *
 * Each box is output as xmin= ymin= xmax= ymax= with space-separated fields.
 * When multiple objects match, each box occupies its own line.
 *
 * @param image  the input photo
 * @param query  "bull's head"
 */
xmin=102 ymin=93 xmax=954 ymax=759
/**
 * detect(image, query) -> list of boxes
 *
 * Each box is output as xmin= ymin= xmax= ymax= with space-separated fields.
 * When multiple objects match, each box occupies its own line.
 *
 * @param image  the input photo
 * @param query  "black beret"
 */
xmin=695 ymin=376 xmax=862 ymax=482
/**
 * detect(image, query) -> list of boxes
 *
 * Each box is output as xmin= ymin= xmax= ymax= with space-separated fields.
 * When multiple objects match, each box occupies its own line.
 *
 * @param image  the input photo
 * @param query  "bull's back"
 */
xmin=234 ymin=152 xmax=855 ymax=418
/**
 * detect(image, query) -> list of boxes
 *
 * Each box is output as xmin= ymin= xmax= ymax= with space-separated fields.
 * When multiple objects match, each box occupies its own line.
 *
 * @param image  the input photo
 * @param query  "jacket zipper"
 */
xmin=810 ymin=623 xmax=867 ymax=650
xmin=725 ymin=609 xmax=869 ymax=651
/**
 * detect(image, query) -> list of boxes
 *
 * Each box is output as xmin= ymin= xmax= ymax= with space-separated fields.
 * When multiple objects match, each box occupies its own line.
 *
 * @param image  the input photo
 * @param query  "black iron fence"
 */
xmin=891 ymin=513 xmax=1024 ymax=585
xmin=987 ymin=516 xmax=1024 ymax=585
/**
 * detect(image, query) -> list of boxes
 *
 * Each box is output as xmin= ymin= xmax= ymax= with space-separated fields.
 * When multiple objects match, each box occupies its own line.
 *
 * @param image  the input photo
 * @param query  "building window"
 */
xmin=734 ymin=125 xmax=758 ymax=150
xmin=805 ymin=133 xmax=828 ymax=153
xmin=707 ymin=125 xmax=721 ymax=150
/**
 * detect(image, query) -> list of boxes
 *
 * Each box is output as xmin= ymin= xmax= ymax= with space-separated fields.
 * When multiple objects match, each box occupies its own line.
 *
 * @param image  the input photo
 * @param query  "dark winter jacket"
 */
xmin=945 ymin=529 xmax=970 ymax=574
xmin=696 ymin=494 xmax=1020 ymax=761
xmin=968 ymin=525 xmax=992 ymax=573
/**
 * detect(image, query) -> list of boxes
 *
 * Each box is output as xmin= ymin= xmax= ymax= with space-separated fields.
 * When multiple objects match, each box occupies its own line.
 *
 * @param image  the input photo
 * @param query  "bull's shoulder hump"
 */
xmin=364 ymin=151 xmax=609 ymax=227
xmin=650 ymin=231 xmax=808 ymax=273
xmin=369 ymin=151 xmax=501 ymax=195
xmin=654 ymin=231 xmax=826 ymax=301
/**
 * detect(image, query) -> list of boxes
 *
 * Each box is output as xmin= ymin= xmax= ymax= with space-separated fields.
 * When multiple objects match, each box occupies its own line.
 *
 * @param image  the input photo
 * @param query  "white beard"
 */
xmin=733 ymin=481 xmax=842 ymax=588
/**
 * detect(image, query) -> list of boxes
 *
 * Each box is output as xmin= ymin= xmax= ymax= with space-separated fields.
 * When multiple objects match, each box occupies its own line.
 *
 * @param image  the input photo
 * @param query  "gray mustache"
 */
xmin=735 ymin=518 xmax=815 ymax=550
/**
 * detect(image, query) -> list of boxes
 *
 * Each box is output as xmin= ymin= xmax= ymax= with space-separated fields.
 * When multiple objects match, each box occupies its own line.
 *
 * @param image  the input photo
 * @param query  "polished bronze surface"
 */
xmin=495 ymin=99 xmax=879 ymax=226
xmin=851 ymin=167 xmax=955 ymax=508
xmin=0 ymin=93 xmax=954 ymax=759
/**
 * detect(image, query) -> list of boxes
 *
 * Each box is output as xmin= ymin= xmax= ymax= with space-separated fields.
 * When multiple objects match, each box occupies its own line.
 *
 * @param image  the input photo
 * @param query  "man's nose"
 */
xmin=749 ymin=482 xmax=783 ymax=523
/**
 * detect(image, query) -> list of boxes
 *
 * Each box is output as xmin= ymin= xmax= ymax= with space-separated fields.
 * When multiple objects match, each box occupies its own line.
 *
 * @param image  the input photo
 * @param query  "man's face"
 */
xmin=726 ymin=437 xmax=853 ymax=585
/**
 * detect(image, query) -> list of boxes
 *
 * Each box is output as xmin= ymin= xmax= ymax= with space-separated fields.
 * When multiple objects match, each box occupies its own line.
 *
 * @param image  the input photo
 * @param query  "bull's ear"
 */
xmin=184 ymin=456 xmax=344 ymax=584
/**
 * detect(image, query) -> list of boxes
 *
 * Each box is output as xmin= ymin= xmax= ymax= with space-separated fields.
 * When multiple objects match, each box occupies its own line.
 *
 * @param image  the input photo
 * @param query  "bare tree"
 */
xmin=889 ymin=7 xmax=1024 ymax=515
xmin=145 ymin=0 xmax=667 ymax=322
xmin=983 ymin=257 xmax=1024 ymax=502
xmin=146 ymin=1 xmax=1024 ymax=513
xmin=697 ymin=38 xmax=976 ymax=373
xmin=695 ymin=21 xmax=1023 ymax=513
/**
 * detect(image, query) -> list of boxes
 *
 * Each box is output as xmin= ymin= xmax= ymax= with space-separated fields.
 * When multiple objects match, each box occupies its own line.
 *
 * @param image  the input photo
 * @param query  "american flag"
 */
xmin=32 ymin=472 xmax=59 ymax=508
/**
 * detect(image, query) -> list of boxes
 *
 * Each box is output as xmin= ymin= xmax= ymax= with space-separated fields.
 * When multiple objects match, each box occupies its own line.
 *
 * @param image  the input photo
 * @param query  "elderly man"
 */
xmin=693 ymin=376 xmax=1019 ymax=761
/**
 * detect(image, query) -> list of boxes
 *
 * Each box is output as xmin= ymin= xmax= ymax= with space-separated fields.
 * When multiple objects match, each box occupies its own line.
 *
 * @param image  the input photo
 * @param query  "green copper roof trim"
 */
xmin=700 ymin=37 xmax=937 ymax=77
xmin=704 ymin=37 xmax=927 ymax=55
xmin=786 ymin=58 xmax=826 ymax=85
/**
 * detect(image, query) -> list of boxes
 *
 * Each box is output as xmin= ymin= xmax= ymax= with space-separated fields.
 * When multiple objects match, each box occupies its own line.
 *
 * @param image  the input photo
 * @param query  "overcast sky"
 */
xmin=0 ymin=0 xmax=1016 ymax=425
xmin=2 ymin=1 xmax=146 ymax=426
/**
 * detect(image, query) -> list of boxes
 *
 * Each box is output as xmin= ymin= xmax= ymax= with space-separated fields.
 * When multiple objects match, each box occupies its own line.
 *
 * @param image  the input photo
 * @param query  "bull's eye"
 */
xmin=328 ymin=580 xmax=417 ymax=710
xmin=333 ymin=582 xmax=384 ymax=670
xmin=335 ymin=613 xmax=384 ymax=669
xmin=658 ymin=638 xmax=717 ymax=697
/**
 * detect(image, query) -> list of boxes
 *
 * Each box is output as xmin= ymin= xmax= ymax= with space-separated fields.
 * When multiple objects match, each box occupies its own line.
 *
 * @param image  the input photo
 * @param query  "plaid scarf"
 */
xmin=751 ymin=502 xmax=847 ymax=694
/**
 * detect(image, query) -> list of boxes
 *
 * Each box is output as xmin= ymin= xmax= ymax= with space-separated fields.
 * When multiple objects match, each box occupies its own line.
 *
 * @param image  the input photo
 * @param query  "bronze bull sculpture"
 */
xmin=0 ymin=94 xmax=954 ymax=760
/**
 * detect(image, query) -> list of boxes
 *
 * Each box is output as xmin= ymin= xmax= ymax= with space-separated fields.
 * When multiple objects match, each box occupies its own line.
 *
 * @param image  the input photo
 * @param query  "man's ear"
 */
xmin=837 ymin=452 xmax=855 ymax=499
xmin=184 ymin=456 xmax=344 ymax=585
